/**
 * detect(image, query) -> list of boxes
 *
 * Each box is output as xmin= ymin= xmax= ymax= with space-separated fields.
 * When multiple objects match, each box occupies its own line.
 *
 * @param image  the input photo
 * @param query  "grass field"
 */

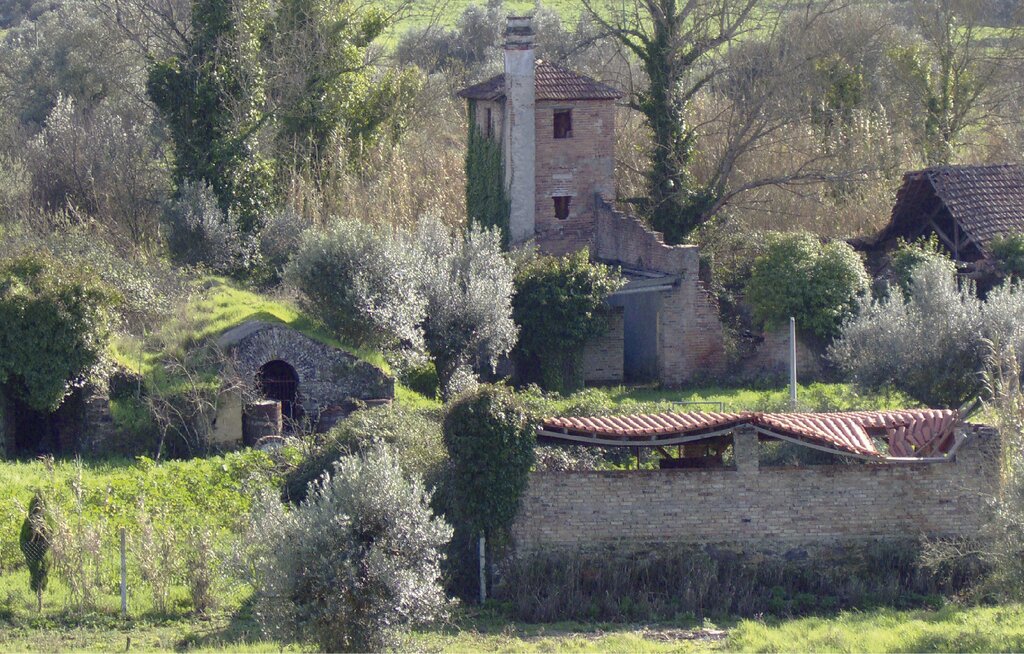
xmin=2 ymin=604 xmax=1024 ymax=652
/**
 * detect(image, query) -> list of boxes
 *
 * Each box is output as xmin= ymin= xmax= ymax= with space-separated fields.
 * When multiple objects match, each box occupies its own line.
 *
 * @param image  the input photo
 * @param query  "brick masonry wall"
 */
xmin=583 ymin=308 xmax=624 ymax=384
xmin=512 ymin=425 xmax=1000 ymax=553
xmin=593 ymin=202 xmax=727 ymax=383
xmin=740 ymin=325 xmax=823 ymax=382
xmin=534 ymin=99 xmax=616 ymax=256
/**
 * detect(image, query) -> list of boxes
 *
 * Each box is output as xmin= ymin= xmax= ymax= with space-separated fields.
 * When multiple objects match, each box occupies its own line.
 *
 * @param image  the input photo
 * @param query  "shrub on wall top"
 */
xmin=745 ymin=231 xmax=869 ymax=340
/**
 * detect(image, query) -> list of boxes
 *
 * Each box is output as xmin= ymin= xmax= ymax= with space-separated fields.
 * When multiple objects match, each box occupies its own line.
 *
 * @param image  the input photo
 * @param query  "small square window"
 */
xmin=553 ymin=110 xmax=572 ymax=139
xmin=554 ymin=196 xmax=571 ymax=220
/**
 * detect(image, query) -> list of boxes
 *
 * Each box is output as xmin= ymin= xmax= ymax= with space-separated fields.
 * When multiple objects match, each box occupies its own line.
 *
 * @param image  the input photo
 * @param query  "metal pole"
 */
xmin=120 ymin=527 xmax=127 ymax=618
xmin=789 ymin=317 xmax=798 ymax=409
xmin=478 ymin=533 xmax=486 ymax=604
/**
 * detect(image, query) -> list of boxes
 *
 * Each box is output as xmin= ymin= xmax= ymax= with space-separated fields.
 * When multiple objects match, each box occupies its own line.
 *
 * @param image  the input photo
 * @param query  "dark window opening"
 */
xmin=554 ymin=110 xmax=572 ymax=138
xmin=554 ymin=196 xmax=571 ymax=220
xmin=257 ymin=360 xmax=302 ymax=428
xmin=485 ymin=107 xmax=493 ymax=138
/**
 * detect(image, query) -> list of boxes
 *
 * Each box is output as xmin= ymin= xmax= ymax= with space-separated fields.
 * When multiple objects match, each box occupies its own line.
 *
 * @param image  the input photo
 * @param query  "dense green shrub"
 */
xmin=439 ymin=385 xmax=534 ymax=596
xmin=0 ymin=254 xmax=114 ymax=412
xmin=831 ymin=259 xmax=1024 ymax=407
xmin=990 ymin=235 xmax=1024 ymax=280
xmin=283 ymin=403 xmax=446 ymax=503
xmin=746 ymin=232 xmax=869 ymax=339
xmin=512 ymin=250 xmax=624 ymax=394
xmin=286 ymin=217 xmax=424 ymax=350
xmin=249 ymin=445 xmax=452 ymax=652
xmin=19 ymin=492 xmax=50 ymax=611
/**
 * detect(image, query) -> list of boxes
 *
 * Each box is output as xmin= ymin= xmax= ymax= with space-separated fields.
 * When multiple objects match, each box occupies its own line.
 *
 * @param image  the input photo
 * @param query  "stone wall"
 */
xmin=582 ymin=308 xmax=624 ymax=384
xmin=217 ymin=321 xmax=394 ymax=421
xmin=513 ymin=425 xmax=1000 ymax=553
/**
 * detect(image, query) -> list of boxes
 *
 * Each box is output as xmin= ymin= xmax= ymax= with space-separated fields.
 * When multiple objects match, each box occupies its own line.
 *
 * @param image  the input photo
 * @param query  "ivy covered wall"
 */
xmin=465 ymin=100 xmax=510 ymax=245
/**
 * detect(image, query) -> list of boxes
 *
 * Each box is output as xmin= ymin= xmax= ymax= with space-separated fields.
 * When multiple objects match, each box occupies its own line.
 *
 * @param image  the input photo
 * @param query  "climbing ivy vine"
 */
xmin=465 ymin=101 xmax=509 ymax=246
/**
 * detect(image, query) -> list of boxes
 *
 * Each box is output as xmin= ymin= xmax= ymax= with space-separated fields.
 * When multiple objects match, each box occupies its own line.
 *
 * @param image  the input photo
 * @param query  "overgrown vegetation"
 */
xmin=0 ymin=254 xmax=113 ymax=417
xmin=512 ymin=250 xmax=624 ymax=394
xmin=498 ymin=541 xmax=979 ymax=622
xmin=438 ymin=385 xmax=535 ymax=599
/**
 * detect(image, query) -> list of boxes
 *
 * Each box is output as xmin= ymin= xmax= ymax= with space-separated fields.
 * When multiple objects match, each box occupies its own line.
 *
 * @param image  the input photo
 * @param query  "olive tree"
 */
xmin=827 ymin=257 xmax=1024 ymax=408
xmin=411 ymin=215 xmax=517 ymax=399
xmin=286 ymin=218 xmax=425 ymax=350
xmin=248 ymin=444 xmax=452 ymax=652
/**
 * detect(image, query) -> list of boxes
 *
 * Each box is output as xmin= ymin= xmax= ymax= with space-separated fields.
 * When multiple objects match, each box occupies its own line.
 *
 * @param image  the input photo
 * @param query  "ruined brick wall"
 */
xmin=740 ymin=326 xmax=824 ymax=382
xmin=512 ymin=425 xmax=1000 ymax=552
xmin=534 ymin=99 xmax=616 ymax=256
xmin=593 ymin=203 xmax=726 ymax=384
xmin=582 ymin=308 xmax=624 ymax=384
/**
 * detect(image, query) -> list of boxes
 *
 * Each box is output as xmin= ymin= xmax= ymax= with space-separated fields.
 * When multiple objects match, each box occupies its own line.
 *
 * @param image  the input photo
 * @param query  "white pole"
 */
xmin=789 ymin=317 xmax=798 ymax=409
xmin=120 ymin=527 xmax=127 ymax=618
xmin=478 ymin=533 xmax=487 ymax=604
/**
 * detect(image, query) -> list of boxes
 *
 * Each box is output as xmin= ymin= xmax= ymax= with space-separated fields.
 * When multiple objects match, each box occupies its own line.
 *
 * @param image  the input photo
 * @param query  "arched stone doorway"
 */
xmin=256 ymin=360 xmax=302 ymax=426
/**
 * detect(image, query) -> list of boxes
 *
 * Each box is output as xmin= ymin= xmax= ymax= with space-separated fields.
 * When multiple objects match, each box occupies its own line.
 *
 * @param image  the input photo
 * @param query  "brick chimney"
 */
xmin=503 ymin=16 xmax=536 ymax=246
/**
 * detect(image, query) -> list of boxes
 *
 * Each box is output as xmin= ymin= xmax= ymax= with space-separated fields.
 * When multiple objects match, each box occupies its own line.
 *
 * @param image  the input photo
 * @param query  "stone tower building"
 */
xmin=458 ymin=16 xmax=726 ymax=385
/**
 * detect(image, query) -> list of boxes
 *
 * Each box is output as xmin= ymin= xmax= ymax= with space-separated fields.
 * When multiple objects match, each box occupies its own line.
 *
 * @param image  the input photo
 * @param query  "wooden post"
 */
xmin=120 ymin=527 xmax=127 ymax=618
xmin=789 ymin=317 xmax=798 ymax=409
xmin=478 ymin=533 xmax=487 ymax=604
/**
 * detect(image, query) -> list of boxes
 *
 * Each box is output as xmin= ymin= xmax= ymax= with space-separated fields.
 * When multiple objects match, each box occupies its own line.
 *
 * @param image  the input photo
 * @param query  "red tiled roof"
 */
xmin=540 ymin=409 xmax=960 ymax=458
xmin=871 ymin=164 xmax=1024 ymax=255
xmin=457 ymin=62 xmax=623 ymax=102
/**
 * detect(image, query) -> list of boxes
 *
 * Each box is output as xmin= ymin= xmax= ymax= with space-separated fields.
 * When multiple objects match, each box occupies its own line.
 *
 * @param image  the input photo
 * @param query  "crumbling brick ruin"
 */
xmin=458 ymin=16 xmax=727 ymax=385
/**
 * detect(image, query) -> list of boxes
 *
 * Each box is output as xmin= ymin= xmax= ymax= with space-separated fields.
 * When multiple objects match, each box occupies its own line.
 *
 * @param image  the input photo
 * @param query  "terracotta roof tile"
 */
xmin=540 ymin=409 xmax=960 ymax=458
xmin=883 ymin=164 xmax=1024 ymax=254
xmin=457 ymin=62 xmax=623 ymax=102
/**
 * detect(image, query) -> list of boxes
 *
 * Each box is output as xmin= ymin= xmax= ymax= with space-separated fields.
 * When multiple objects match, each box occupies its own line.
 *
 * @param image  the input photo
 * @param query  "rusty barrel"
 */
xmin=243 ymin=400 xmax=282 ymax=446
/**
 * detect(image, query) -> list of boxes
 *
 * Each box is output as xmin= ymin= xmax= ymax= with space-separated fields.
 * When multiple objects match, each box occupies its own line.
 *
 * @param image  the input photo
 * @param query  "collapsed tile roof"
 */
xmin=540 ymin=409 xmax=960 ymax=459
xmin=867 ymin=164 xmax=1024 ymax=256
xmin=457 ymin=62 xmax=623 ymax=102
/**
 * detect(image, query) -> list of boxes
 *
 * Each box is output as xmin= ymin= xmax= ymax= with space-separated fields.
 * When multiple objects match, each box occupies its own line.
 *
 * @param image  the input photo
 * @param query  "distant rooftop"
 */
xmin=457 ymin=62 xmax=623 ymax=102
xmin=868 ymin=164 xmax=1024 ymax=256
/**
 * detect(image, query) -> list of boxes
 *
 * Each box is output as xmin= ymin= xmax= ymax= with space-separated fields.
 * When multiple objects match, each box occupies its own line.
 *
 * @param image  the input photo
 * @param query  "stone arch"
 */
xmin=257 ymin=359 xmax=302 ymax=423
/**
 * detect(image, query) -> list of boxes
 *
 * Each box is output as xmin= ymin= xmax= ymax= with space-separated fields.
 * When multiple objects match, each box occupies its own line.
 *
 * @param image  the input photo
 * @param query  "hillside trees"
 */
xmin=584 ymin=0 xmax=759 ymax=242
xmin=267 ymin=0 xmax=421 ymax=181
xmin=587 ymin=0 xmax=894 ymax=243
xmin=147 ymin=0 xmax=275 ymax=235
xmin=892 ymin=0 xmax=1022 ymax=165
